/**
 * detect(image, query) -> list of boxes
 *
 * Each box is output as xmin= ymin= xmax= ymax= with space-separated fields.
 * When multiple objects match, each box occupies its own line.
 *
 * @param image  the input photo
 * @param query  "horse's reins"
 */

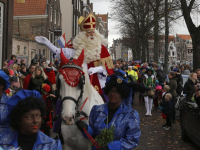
xmin=57 ymin=59 xmax=88 ymax=121
xmin=55 ymin=60 xmax=101 ymax=148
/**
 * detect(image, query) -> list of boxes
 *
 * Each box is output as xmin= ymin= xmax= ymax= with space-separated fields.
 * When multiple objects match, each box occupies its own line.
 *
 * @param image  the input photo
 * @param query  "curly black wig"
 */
xmin=9 ymin=96 xmax=46 ymax=130
xmin=104 ymin=75 xmax=131 ymax=99
xmin=0 ymin=76 xmax=6 ymax=90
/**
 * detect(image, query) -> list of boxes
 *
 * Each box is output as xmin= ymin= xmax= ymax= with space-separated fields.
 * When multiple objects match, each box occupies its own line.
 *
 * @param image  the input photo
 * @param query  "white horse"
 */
xmin=58 ymin=50 xmax=104 ymax=150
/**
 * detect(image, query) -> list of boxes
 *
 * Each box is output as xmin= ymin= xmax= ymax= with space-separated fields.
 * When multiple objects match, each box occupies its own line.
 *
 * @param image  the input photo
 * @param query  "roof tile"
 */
xmin=177 ymin=34 xmax=191 ymax=40
xmin=14 ymin=0 xmax=47 ymax=16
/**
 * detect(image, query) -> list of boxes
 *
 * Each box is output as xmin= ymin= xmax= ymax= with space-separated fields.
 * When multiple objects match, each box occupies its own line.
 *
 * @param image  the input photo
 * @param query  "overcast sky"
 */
xmin=90 ymin=0 xmax=190 ymax=47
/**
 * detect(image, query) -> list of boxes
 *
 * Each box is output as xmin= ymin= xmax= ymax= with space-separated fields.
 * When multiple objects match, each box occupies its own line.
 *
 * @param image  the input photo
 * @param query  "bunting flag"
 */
xmin=57 ymin=33 xmax=67 ymax=48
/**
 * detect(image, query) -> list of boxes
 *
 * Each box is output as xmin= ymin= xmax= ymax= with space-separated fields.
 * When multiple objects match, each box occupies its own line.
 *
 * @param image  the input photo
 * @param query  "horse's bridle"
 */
xmin=57 ymin=58 xmax=88 ymax=119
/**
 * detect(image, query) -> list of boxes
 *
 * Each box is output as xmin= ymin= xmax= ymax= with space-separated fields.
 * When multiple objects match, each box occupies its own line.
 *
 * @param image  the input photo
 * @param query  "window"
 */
xmin=50 ymin=7 xmax=53 ymax=22
xmin=43 ymin=49 xmax=45 ymax=56
xmin=172 ymin=52 xmax=174 ymax=56
xmin=48 ymin=31 xmax=51 ymax=41
xmin=51 ymin=32 xmax=54 ymax=43
xmin=188 ymin=49 xmax=190 ymax=53
xmin=183 ymin=54 xmax=185 ymax=58
xmin=54 ymin=10 xmax=56 ymax=24
xmin=39 ymin=49 xmax=41 ymax=55
xmin=98 ymin=17 xmax=102 ymax=21
xmin=191 ymin=49 xmax=193 ymax=53
xmin=24 ymin=47 xmax=27 ymax=55
xmin=31 ymin=50 xmax=36 ymax=59
xmin=0 ymin=2 xmax=4 ymax=68
xmin=58 ymin=12 xmax=60 ymax=26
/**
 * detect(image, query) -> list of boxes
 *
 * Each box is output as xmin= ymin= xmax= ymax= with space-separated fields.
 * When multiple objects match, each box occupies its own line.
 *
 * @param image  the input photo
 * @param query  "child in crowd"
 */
xmin=160 ymin=93 xmax=173 ymax=130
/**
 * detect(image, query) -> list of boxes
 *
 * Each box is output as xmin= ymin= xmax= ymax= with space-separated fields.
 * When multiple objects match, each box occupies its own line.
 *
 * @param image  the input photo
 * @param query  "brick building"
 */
xmin=13 ymin=0 xmax=62 ymax=66
xmin=0 ymin=0 xmax=13 ymax=68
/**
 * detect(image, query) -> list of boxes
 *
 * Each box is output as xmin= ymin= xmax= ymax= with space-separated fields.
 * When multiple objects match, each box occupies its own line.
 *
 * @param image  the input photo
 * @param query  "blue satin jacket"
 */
xmin=0 ymin=93 xmax=9 ymax=127
xmin=0 ymin=93 xmax=9 ymax=138
xmin=0 ymin=129 xmax=62 ymax=150
xmin=83 ymin=101 xmax=141 ymax=150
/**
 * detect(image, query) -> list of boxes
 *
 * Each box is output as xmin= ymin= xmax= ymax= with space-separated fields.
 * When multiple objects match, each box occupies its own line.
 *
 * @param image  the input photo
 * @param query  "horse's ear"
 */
xmin=73 ymin=49 xmax=84 ymax=67
xmin=60 ymin=49 xmax=69 ymax=67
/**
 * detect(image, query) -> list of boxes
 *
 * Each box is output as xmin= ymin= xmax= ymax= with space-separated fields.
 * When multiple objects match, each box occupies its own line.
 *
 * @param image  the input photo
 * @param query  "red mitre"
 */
xmin=78 ymin=12 xmax=96 ymax=31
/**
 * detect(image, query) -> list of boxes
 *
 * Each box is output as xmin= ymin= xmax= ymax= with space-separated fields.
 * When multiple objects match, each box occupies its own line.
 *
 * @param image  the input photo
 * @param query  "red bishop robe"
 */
xmin=87 ymin=45 xmax=114 ymax=94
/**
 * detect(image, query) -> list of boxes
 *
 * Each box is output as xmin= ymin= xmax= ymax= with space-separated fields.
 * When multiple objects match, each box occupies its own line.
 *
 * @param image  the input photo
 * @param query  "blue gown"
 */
xmin=82 ymin=101 xmax=141 ymax=150
xmin=0 ymin=93 xmax=9 ymax=137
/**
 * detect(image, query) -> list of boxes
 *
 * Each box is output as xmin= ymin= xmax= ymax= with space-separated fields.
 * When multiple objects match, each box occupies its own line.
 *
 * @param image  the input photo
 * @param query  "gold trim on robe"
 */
xmin=94 ymin=56 xmax=113 ymax=69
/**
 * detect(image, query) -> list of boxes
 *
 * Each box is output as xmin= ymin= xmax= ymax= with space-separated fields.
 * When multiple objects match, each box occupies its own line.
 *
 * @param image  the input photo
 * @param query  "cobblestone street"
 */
xmin=132 ymin=100 xmax=199 ymax=150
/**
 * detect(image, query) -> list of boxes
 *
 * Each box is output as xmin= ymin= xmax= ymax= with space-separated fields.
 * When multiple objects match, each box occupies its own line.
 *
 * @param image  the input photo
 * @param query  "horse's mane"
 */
xmin=82 ymin=65 xmax=92 ymax=100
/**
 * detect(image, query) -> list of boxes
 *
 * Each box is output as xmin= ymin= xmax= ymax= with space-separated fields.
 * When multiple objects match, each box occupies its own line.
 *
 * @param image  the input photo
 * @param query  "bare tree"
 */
xmin=164 ymin=0 xmax=169 ymax=74
xmin=180 ymin=0 xmax=200 ymax=70
xmin=110 ymin=0 xmax=183 ymax=63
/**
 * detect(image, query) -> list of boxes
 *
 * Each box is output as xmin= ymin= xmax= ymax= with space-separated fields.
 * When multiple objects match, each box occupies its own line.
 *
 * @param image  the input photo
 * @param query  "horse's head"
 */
xmin=57 ymin=49 xmax=85 ymax=125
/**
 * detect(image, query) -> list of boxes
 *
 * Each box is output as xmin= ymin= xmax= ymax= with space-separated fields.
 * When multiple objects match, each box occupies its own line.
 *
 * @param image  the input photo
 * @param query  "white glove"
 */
xmin=35 ymin=36 xmax=59 ymax=54
xmin=88 ymin=66 xmax=104 ymax=75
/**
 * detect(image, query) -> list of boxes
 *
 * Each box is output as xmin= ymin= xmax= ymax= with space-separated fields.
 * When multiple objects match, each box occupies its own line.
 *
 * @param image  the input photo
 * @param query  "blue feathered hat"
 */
xmin=0 ymin=70 xmax=10 ymax=90
xmin=106 ymin=70 xmax=128 ymax=84
xmin=5 ymin=89 xmax=42 ymax=123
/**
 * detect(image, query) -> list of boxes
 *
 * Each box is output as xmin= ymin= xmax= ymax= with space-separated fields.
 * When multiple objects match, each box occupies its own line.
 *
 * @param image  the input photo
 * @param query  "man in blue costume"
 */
xmin=0 ymin=89 xmax=62 ymax=150
xmin=0 ymin=70 xmax=10 ymax=135
xmin=76 ymin=70 xmax=149 ymax=150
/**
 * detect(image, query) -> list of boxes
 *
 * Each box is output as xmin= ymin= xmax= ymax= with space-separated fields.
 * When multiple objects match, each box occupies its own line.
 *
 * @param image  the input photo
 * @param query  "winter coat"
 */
xmin=183 ymin=78 xmax=195 ymax=99
xmin=20 ymin=70 xmax=28 ymax=76
xmin=28 ymin=77 xmax=52 ymax=94
xmin=121 ymin=65 xmax=128 ymax=71
xmin=155 ymin=69 xmax=166 ymax=84
xmin=23 ymin=74 xmax=32 ymax=90
xmin=0 ymin=130 xmax=62 ymax=150
xmin=82 ymin=101 xmax=141 ymax=150
xmin=127 ymin=70 xmax=138 ymax=81
xmin=39 ymin=54 xmax=45 ymax=66
xmin=160 ymin=99 xmax=173 ymax=118
xmin=31 ymin=54 xmax=40 ymax=65
xmin=162 ymin=91 xmax=170 ymax=102
xmin=176 ymin=73 xmax=183 ymax=95
xmin=168 ymin=78 xmax=177 ymax=97
xmin=44 ymin=68 xmax=56 ymax=91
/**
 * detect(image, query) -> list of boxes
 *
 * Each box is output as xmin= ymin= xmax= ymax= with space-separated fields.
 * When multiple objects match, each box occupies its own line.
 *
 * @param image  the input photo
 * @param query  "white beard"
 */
xmin=73 ymin=30 xmax=108 ymax=64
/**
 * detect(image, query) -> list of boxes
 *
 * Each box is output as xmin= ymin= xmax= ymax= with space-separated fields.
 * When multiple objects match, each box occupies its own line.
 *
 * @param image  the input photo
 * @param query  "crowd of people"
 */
xmin=0 ymin=10 xmax=200 ymax=150
xmin=113 ymin=60 xmax=200 ymax=131
xmin=1 ymin=51 xmax=200 ymax=150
